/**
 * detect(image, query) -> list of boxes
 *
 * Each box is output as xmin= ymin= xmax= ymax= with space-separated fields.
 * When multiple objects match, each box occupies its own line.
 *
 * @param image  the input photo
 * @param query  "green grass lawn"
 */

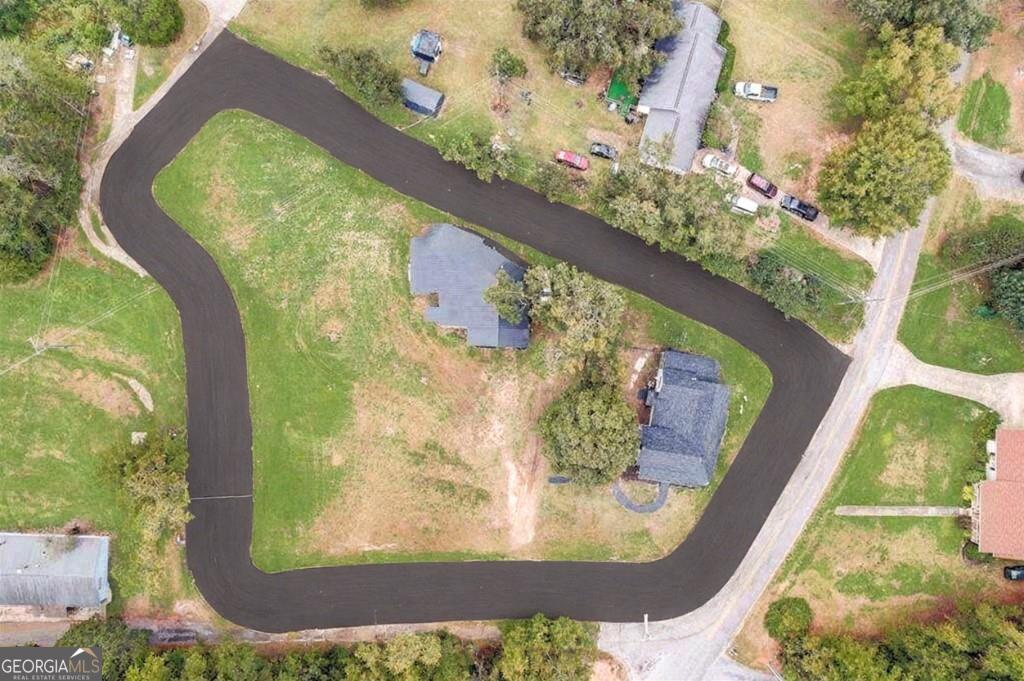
xmin=133 ymin=0 xmax=208 ymax=110
xmin=0 ymin=241 xmax=186 ymax=608
xmin=770 ymin=386 xmax=999 ymax=627
xmin=957 ymin=72 xmax=1012 ymax=149
xmin=768 ymin=215 xmax=873 ymax=342
xmin=899 ymin=254 xmax=1024 ymax=374
xmin=153 ymin=109 xmax=771 ymax=570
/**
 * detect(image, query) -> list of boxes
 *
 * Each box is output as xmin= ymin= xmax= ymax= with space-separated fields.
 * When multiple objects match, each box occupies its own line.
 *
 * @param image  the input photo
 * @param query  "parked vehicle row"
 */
xmin=702 ymin=152 xmax=819 ymax=222
xmin=780 ymin=194 xmax=820 ymax=222
xmin=554 ymin=142 xmax=621 ymax=171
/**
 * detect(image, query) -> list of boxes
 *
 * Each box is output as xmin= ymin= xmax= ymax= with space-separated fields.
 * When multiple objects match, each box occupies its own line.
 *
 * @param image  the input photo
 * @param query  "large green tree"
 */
xmin=496 ymin=614 xmax=598 ymax=681
xmin=118 ymin=0 xmax=184 ymax=46
xmin=848 ymin=0 xmax=995 ymax=51
xmin=992 ymin=268 xmax=1024 ymax=330
xmin=515 ymin=0 xmax=678 ymax=85
xmin=818 ymin=113 xmax=950 ymax=235
xmin=838 ymin=23 xmax=960 ymax=124
xmin=539 ymin=381 xmax=639 ymax=484
xmin=58 ymin=618 xmax=151 ymax=681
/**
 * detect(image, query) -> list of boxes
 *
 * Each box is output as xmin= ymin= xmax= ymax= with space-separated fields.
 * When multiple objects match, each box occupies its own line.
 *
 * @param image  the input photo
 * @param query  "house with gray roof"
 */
xmin=0 ymin=532 xmax=111 ymax=620
xmin=409 ymin=224 xmax=529 ymax=349
xmin=636 ymin=1 xmax=725 ymax=173
xmin=637 ymin=350 xmax=730 ymax=487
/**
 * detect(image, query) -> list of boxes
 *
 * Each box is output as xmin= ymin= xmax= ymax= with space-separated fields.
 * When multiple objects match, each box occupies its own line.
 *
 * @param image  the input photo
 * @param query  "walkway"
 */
xmin=612 ymin=481 xmax=670 ymax=514
xmin=835 ymin=505 xmax=968 ymax=517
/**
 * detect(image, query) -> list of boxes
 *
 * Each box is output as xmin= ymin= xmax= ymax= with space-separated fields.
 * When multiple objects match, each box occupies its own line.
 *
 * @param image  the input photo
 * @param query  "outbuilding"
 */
xmin=401 ymin=78 xmax=445 ymax=117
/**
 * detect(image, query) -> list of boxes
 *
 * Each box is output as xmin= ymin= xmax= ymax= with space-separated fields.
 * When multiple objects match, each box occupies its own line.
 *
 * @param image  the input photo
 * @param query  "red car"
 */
xmin=555 ymin=150 xmax=589 ymax=171
xmin=747 ymin=172 xmax=778 ymax=199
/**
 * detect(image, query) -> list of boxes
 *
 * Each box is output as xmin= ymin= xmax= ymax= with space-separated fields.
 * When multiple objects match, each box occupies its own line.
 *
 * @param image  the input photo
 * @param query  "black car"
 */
xmin=1005 ymin=565 xmax=1024 ymax=581
xmin=781 ymin=194 xmax=820 ymax=222
xmin=589 ymin=142 xmax=618 ymax=160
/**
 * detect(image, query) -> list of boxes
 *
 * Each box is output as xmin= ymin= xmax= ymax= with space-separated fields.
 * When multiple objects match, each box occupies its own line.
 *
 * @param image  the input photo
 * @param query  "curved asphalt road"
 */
xmin=101 ymin=32 xmax=849 ymax=632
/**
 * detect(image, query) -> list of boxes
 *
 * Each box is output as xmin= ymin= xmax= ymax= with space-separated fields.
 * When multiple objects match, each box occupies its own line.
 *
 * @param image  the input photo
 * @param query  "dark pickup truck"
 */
xmin=781 ymin=195 xmax=820 ymax=222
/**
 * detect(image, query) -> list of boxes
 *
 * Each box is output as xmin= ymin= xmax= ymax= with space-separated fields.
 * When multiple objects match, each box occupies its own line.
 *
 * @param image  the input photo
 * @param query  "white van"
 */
xmin=729 ymin=195 xmax=759 ymax=216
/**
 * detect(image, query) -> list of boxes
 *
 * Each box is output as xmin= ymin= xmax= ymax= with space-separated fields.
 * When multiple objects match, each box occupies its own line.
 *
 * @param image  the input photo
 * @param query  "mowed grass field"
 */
xmin=735 ymin=386 xmax=1011 ymax=668
xmin=0 ymin=229 xmax=188 ymax=610
xmin=133 ymin=0 xmax=208 ymax=110
xmin=153 ymin=110 xmax=771 ymax=571
xmin=899 ymin=179 xmax=1024 ymax=374
xmin=232 ymin=0 xmax=637 ymax=164
xmin=722 ymin=0 xmax=868 ymax=197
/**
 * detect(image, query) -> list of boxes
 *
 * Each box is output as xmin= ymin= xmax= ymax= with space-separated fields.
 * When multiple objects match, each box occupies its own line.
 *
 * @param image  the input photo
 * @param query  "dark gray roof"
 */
xmin=638 ymin=1 xmax=725 ymax=172
xmin=637 ymin=350 xmax=729 ymax=487
xmin=0 ymin=533 xmax=111 ymax=608
xmin=401 ymin=78 xmax=445 ymax=116
xmin=411 ymin=30 xmax=442 ymax=61
xmin=409 ymin=224 xmax=529 ymax=349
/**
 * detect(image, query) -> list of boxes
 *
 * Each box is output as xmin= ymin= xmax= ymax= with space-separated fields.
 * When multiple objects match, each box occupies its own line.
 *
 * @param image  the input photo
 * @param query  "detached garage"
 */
xmin=401 ymin=78 xmax=445 ymax=117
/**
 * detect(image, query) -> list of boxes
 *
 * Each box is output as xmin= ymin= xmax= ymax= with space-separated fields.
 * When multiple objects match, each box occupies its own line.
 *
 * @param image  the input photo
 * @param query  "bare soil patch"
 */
xmin=45 ymin=364 xmax=140 ymax=419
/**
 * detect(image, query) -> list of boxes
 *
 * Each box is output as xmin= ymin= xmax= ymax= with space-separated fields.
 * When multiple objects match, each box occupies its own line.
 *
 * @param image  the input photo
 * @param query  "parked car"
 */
xmin=734 ymin=82 xmax=779 ymax=102
xmin=702 ymin=153 xmax=738 ymax=177
xmin=781 ymin=194 xmax=820 ymax=222
xmin=555 ymin=150 xmax=589 ymax=171
xmin=747 ymin=172 xmax=778 ymax=199
xmin=1005 ymin=565 xmax=1024 ymax=581
xmin=729 ymin=195 xmax=759 ymax=216
xmin=589 ymin=142 xmax=618 ymax=160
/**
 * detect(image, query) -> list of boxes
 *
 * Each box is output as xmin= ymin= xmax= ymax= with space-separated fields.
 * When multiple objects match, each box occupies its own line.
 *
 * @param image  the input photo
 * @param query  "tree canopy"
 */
xmin=515 ymin=0 xmax=679 ymax=84
xmin=120 ymin=0 xmax=184 ymax=46
xmin=490 ymin=46 xmax=528 ymax=82
xmin=496 ymin=614 xmax=598 ymax=681
xmin=848 ymin=0 xmax=996 ymax=51
xmin=818 ymin=112 xmax=950 ymax=236
xmin=484 ymin=268 xmax=527 ymax=324
xmin=318 ymin=45 xmax=404 ymax=108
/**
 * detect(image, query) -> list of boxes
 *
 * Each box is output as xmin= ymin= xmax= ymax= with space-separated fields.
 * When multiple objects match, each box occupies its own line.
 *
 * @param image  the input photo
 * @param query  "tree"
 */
xmin=837 ymin=23 xmax=959 ymax=124
xmin=0 ymin=39 xmax=89 ymax=282
xmin=523 ymin=263 xmax=625 ymax=364
xmin=345 ymin=632 xmax=472 ymax=680
xmin=101 ymin=427 xmax=191 ymax=588
xmin=515 ymin=0 xmax=678 ymax=85
xmin=539 ymin=381 xmax=639 ymax=484
xmin=118 ymin=0 xmax=184 ymax=46
xmin=125 ymin=655 xmax=170 ymax=681
xmin=58 ymin=618 xmax=151 ymax=681
xmin=484 ymin=268 xmax=527 ymax=324
xmin=496 ymin=614 xmax=598 ymax=681
xmin=818 ymin=113 xmax=950 ymax=236
xmin=437 ymin=129 xmax=513 ymax=182
xmin=318 ymin=46 xmax=403 ymax=107
xmin=0 ymin=0 xmax=40 ymax=37
xmin=848 ymin=0 xmax=995 ymax=51
xmin=992 ymin=268 xmax=1024 ymax=330
xmin=748 ymin=251 xmax=822 ymax=318
xmin=490 ymin=46 xmax=528 ymax=82
xmin=764 ymin=597 xmax=813 ymax=642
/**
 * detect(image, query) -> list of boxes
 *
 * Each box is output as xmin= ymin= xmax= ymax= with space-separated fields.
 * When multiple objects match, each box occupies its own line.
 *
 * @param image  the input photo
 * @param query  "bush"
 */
xmin=120 ymin=0 xmax=184 ymax=46
xmin=764 ymin=597 xmax=813 ymax=642
xmin=748 ymin=251 xmax=822 ymax=318
xmin=0 ymin=0 xmax=40 ymax=37
xmin=490 ymin=46 xmax=528 ymax=82
xmin=484 ymin=268 xmax=527 ymax=324
xmin=991 ymin=268 xmax=1024 ymax=330
xmin=533 ymin=162 xmax=575 ymax=203
xmin=715 ymin=20 xmax=735 ymax=93
xmin=437 ymin=130 xmax=513 ymax=182
xmin=941 ymin=214 xmax=1024 ymax=267
xmin=58 ymin=618 xmax=151 ymax=681
xmin=318 ymin=45 xmax=403 ymax=107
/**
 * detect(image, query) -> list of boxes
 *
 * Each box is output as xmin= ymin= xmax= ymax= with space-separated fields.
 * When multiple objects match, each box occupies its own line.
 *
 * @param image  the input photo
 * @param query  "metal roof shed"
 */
xmin=0 ymin=533 xmax=112 ymax=609
xmin=401 ymin=78 xmax=445 ymax=117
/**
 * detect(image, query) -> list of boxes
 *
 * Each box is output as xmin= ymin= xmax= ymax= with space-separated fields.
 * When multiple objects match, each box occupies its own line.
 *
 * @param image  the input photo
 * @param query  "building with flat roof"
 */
xmin=637 ymin=350 xmax=730 ymax=487
xmin=972 ymin=428 xmax=1024 ymax=560
xmin=409 ymin=224 xmax=529 ymax=349
xmin=0 ymin=532 xmax=111 ymax=621
xmin=636 ymin=1 xmax=725 ymax=173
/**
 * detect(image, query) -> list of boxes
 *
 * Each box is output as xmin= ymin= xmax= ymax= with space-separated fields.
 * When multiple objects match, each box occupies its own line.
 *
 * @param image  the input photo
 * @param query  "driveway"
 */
xmin=100 ymin=31 xmax=849 ymax=632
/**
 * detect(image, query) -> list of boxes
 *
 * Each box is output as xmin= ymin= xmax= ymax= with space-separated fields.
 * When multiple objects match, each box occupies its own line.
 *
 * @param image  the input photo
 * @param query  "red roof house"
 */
xmin=974 ymin=428 xmax=1024 ymax=560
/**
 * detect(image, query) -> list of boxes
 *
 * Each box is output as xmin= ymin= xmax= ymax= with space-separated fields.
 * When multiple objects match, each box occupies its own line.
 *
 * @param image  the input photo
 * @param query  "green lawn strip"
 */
xmin=898 ymin=254 xmax=1024 ymax=374
xmin=154 ymin=110 xmax=772 ymax=568
xmin=767 ymin=215 xmax=872 ymax=342
xmin=0 ymin=251 xmax=185 ymax=605
xmin=957 ymin=73 xmax=1012 ymax=149
xmin=779 ymin=386 xmax=994 ymax=604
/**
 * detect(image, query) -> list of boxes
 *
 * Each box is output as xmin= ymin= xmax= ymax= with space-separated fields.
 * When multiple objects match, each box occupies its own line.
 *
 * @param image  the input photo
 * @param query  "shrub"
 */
xmin=941 ymin=214 xmax=1024 ymax=267
xmin=764 ymin=597 xmax=813 ymax=642
xmin=748 ymin=251 xmax=822 ymax=318
xmin=496 ymin=614 xmax=598 ymax=681
xmin=533 ymin=162 xmax=575 ymax=203
xmin=484 ymin=268 xmax=527 ymax=324
xmin=58 ymin=618 xmax=151 ymax=681
xmin=992 ymin=268 xmax=1024 ymax=330
xmin=490 ymin=46 xmax=528 ymax=82
xmin=318 ymin=45 xmax=403 ymax=107
xmin=715 ymin=20 xmax=735 ymax=93
xmin=437 ymin=130 xmax=513 ymax=182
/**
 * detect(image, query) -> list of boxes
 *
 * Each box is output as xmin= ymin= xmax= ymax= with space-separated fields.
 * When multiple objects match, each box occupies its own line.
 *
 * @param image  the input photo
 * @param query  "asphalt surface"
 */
xmin=100 ymin=31 xmax=850 ymax=632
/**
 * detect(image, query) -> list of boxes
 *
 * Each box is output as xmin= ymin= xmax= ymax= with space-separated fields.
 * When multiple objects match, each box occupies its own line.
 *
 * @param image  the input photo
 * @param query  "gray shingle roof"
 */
xmin=637 ymin=1 xmax=725 ymax=172
xmin=637 ymin=350 xmax=729 ymax=487
xmin=401 ymin=78 xmax=445 ymax=116
xmin=0 ymin=533 xmax=111 ymax=608
xmin=409 ymin=224 xmax=529 ymax=349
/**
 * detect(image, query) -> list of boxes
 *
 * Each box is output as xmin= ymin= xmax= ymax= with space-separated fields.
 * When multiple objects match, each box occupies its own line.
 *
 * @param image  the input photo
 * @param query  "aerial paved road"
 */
xmin=101 ymin=32 xmax=849 ymax=632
